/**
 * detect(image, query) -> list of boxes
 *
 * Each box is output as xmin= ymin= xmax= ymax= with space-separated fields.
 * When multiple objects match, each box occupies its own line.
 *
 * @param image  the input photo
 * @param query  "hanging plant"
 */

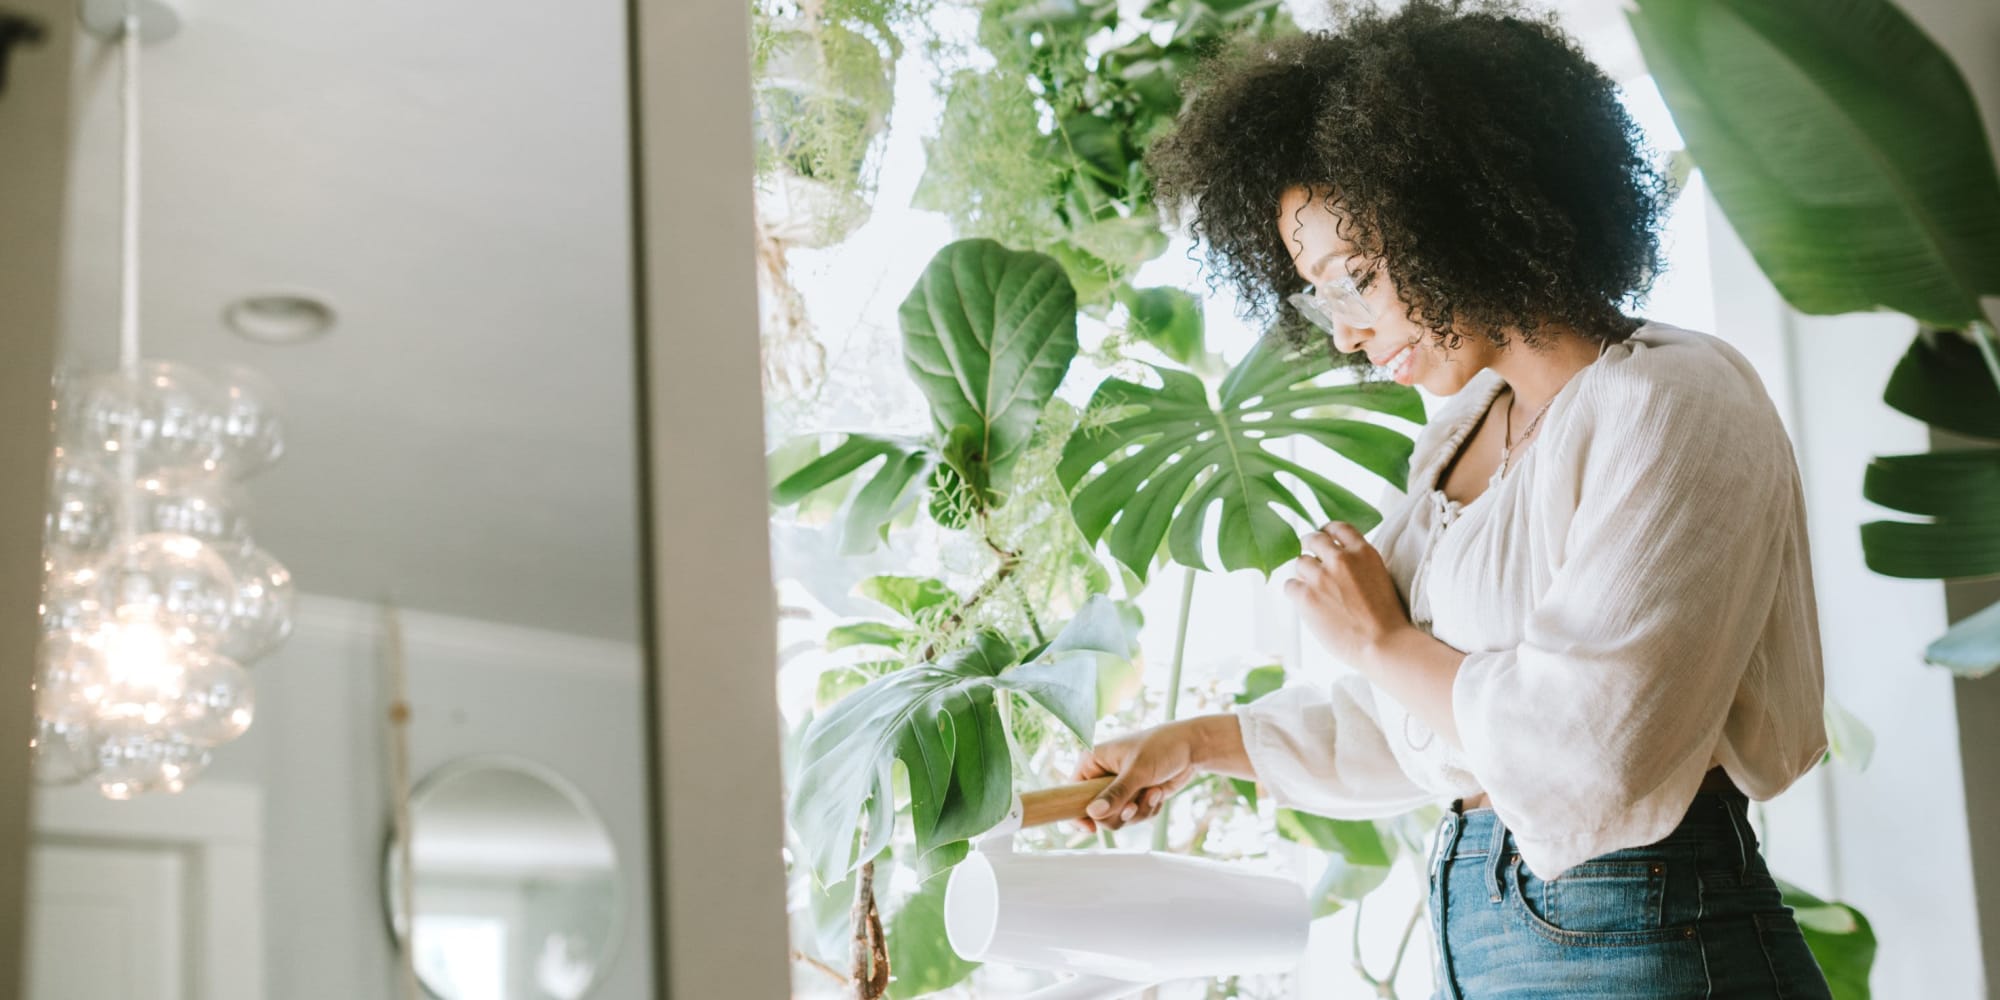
xmin=914 ymin=0 xmax=1297 ymax=316
xmin=752 ymin=16 xmax=898 ymax=248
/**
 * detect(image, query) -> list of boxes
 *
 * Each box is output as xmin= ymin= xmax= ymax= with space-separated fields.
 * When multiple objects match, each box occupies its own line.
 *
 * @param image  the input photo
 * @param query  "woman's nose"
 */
xmin=1330 ymin=321 xmax=1370 ymax=357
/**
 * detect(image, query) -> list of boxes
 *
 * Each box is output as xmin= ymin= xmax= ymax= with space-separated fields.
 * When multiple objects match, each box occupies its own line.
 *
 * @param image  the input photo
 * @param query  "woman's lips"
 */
xmin=1377 ymin=343 xmax=1416 ymax=382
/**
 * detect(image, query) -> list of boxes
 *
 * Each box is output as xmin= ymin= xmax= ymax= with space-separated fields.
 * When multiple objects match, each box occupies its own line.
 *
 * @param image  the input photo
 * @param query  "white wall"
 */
xmin=201 ymin=593 xmax=655 ymax=1000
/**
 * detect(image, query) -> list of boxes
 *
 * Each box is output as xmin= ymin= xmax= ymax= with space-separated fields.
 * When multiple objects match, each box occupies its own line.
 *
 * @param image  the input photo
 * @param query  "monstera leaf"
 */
xmin=1059 ymin=335 xmax=1423 ymax=582
xmin=1627 ymin=0 xmax=2000 ymax=326
xmin=900 ymin=238 xmax=1080 ymax=503
xmin=788 ymin=596 xmax=1132 ymax=884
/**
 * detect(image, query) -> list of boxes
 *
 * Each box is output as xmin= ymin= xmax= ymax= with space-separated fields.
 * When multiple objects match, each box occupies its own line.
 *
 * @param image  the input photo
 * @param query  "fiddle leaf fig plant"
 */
xmin=1060 ymin=334 xmax=1424 ymax=582
xmin=775 ymin=238 xmax=1078 ymax=532
xmin=901 ymin=237 xmax=1081 ymax=501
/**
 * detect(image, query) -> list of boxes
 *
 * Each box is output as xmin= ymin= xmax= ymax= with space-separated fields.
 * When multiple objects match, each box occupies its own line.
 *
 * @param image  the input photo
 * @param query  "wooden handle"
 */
xmin=1019 ymin=776 xmax=1115 ymax=829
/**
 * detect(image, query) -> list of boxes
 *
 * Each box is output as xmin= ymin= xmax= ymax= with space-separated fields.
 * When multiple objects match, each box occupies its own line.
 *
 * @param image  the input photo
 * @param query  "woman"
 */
xmin=1068 ymin=2 xmax=1834 ymax=996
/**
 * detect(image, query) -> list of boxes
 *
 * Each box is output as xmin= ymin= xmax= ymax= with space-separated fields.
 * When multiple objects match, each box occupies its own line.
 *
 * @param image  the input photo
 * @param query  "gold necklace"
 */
xmin=1493 ymin=390 xmax=1556 ymax=483
xmin=1492 ymin=338 xmax=1611 ymax=483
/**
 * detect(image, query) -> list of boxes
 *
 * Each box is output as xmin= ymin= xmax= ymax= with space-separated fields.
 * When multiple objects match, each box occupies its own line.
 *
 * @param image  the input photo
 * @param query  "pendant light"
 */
xmin=32 ymin=0 xmax=298 ymax=799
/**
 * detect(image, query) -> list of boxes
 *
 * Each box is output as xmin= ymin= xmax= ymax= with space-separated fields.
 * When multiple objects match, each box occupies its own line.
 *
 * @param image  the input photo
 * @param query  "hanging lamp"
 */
xmin=32 ymin=0 xmax=298 ymax=799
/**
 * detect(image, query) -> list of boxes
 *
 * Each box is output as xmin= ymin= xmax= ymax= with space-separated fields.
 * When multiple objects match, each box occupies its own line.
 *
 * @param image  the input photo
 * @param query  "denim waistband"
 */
xmin=1437 ymin=787 xmax=1751 ymax=862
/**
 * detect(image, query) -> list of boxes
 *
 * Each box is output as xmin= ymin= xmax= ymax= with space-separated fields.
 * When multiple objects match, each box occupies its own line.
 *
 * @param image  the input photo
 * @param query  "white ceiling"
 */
xmin=56 ymin=0 xmax=644 ymax=641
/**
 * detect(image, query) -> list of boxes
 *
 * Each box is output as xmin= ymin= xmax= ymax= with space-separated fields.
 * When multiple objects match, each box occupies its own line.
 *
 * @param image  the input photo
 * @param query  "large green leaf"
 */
xmin=788 ymin=596 xmax=1130 ymax=883
xmin=1777 ymin=879 xmax=1876 ymax=1000
xmin=1117 ymin=285 xmax=1207 ymax=368
xmin=1277 ymin=809 xmax=1398 ymax=918
xmin=1859 ymin=450 xmax=2000 ymax=578
xmin=899 ymin=239 xmax=1080 ymax=501
xmin=1058 ymin=335 xmax=1423 ymax=581
xmin=1277 ymin=809 xmax=1396 ymax=868
xmin=1626 ymin=0 xmax=2000 ymax=326
xmin=886 ymin=875 xmax=980 ymax=998
xmin=1883 ymin=326 xmax=2000 ymax=440
xmin=770 ymin=434 xmax=938 ymax=554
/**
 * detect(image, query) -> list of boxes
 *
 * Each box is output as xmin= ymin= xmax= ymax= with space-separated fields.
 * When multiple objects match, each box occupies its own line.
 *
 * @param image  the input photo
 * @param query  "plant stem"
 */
xmin=915 ymin=545 xmax=1019 ymax=662
xmin=1008 ymin=576 xmax=1046 ymax=645
xmin=1152 ymin=567 xmax=1198 ymax=851
xmin=1381 ymin=895 xmax=1427 ymax=997
xmin=848 ymin=860 xmax=889 ymax=998
xmin=792 ymin=949 xmax=847 ymax=985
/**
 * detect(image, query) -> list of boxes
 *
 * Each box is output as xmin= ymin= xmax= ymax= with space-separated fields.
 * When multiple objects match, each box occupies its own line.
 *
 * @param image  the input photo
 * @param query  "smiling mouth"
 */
xmin=1372 ymin=342 xmax=1417 ymax=378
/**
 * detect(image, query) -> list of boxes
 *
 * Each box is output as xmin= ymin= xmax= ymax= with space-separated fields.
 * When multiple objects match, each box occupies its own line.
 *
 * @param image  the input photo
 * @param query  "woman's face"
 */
xmin=1277 ymin=186 xmax=1497 ymax=395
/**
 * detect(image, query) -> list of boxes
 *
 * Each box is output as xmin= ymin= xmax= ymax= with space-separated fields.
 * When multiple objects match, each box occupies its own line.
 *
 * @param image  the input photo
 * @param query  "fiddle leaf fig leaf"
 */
xmin=900 ymin=238 xmax=1080 ymax=502
xmin=1058 ymin=335 xmax=1424 ymax=582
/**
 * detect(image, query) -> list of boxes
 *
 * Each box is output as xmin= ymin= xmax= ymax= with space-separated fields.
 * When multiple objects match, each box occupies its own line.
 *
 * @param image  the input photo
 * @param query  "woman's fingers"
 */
xmin=1077 ymin=782 xmax=1176 ymax=832
xmin=1071 ymin=754 xmax=1111 ymax=783
xmin=1319 ymin=521 xmax=1367 ymax=549
xmin=1301 ymin=530 xmax=1345 ymax=563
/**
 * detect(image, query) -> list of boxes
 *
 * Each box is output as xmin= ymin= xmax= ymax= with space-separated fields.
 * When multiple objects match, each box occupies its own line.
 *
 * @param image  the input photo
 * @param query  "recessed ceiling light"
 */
xmin=225 ymin=294 xmax=336 ymax=345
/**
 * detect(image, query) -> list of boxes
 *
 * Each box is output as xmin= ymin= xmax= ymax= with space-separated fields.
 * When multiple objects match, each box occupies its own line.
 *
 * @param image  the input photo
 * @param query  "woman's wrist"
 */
xmin=1185 ymin=712 xmax=1256 ymax=781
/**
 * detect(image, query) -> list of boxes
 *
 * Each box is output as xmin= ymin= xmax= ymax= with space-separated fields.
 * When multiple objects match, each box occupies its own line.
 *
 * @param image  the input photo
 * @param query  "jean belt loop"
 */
xmin=1485 ymin=808 xmax=1508 ymax=902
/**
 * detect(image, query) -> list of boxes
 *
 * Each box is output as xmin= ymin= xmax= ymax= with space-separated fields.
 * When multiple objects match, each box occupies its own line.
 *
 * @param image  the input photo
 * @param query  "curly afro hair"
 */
xmin=1145 ymin=0 xmax=1669 ymax=378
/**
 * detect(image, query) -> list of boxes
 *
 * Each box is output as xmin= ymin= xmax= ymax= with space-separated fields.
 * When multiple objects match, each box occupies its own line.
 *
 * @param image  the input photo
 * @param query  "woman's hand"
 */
xmin=1068 ymin=717 xmax=1209 ymax=833
xmin=1285 ymin=521 xmax=1415 ymax=676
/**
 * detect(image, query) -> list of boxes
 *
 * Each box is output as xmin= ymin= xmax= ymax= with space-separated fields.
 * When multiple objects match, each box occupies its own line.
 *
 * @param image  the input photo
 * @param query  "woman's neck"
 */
xmin=1488 ymin=329 xmax=1613 ymax=420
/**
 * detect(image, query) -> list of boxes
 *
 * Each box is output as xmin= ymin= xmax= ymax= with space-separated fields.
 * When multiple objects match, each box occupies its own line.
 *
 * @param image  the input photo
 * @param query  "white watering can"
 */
xmin=943 ymin=777 xmax=1312 ymax=1000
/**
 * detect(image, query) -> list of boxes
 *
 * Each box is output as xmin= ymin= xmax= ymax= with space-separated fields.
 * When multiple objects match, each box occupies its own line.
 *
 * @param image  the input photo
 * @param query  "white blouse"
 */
xmin=1229 ymin=320 xmax=1830 ymax=880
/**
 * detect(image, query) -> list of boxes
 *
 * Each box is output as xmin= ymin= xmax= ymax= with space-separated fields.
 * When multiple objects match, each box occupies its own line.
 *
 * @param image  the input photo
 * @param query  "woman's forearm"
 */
xmin=1189 ymin=712 xmax=1258 ymax=781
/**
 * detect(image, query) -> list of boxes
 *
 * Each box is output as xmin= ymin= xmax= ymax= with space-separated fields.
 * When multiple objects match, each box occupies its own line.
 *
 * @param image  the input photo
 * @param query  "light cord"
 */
xmin=114 ymin=8 xmax=143 ymax=544
xmin=118 ymin=7 xmax=141 ymax=376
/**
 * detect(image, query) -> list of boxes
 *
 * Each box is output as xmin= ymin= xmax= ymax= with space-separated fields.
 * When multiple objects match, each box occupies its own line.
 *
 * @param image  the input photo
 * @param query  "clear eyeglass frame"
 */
xmin=1287 ymin=269 xmax=1377 ymax=333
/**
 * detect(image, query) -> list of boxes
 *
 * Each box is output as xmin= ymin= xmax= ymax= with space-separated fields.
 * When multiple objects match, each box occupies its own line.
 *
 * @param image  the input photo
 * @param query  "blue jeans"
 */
xmin=1426 ymin=789 xmax=1833 ymax=998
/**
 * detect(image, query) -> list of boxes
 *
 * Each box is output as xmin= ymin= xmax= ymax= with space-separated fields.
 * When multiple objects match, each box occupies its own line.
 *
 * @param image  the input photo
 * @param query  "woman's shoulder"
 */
xmin=1571 ymin=320 xmax=1788 ymax=447
xmin=1592 ymin=322 xmax=1784 ymax=424
xmin=1555 ymin=321 xmax=1799 ymax=512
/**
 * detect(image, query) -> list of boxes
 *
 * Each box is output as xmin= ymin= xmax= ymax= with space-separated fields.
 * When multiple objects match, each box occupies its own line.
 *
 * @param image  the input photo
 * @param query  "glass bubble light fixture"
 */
xmin=29 ymin=7 xmax=297 ymax=800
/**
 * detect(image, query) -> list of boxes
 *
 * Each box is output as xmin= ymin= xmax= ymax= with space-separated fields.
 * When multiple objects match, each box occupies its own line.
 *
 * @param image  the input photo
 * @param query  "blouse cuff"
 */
xmin=1228 ymin=698 xmax=1302 ymax=812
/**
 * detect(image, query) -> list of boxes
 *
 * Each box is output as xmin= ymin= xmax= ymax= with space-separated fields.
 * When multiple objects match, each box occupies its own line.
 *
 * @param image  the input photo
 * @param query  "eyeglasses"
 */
xmin=1287 ymin=268 xmax=1377 ymax=332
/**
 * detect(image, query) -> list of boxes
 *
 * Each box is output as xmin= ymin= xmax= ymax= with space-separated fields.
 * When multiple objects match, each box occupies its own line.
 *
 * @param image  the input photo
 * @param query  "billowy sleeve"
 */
xmin=1450 ymin=362 xmax=1814 ymax=880
xmin=1224 ymin=441 xmax=1441 ymax=820
xmin=1228 ymin=673 xmax=1437 ymax=819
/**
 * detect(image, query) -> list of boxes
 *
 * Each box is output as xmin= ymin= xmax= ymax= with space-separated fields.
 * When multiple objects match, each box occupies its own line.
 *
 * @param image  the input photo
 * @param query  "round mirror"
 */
xmin=386 ymin=757 xmax=622 ymax=1000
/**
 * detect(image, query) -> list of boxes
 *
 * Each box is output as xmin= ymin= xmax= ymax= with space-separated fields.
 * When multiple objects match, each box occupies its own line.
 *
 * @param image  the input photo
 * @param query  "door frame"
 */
xmin=627 ymin=1 xmax=791 ymax=997
xmin=0 ymin=3 xmax=75 ymax=999
xmin=31 ymin=781 xmax=264 ymax=1000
